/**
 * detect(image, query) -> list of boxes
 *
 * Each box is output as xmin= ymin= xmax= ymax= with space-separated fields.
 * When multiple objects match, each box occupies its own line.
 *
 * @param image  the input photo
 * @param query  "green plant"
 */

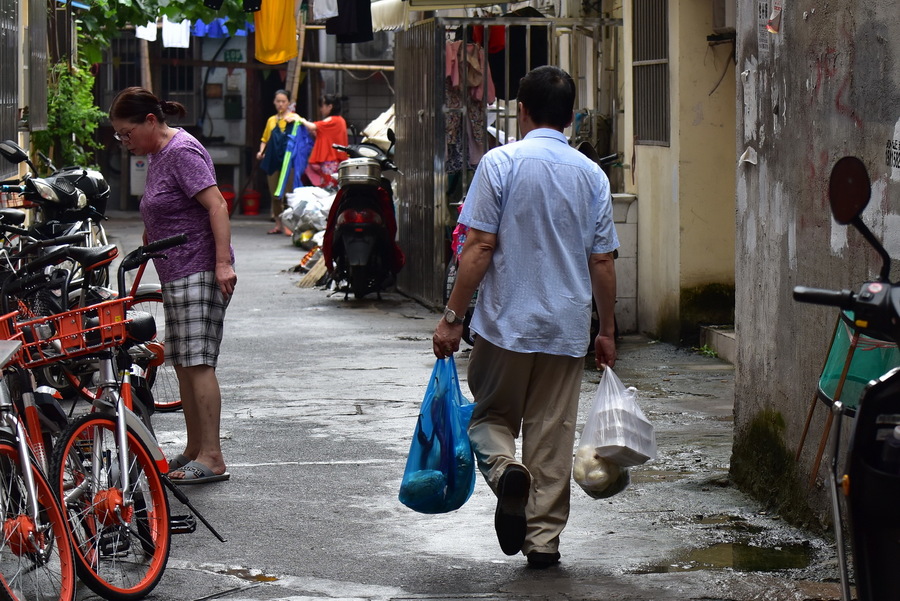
xmin=694 ymin=344 xmax=719 ymax=358
xmin=32 ymin=61 xmax=106 ymax=171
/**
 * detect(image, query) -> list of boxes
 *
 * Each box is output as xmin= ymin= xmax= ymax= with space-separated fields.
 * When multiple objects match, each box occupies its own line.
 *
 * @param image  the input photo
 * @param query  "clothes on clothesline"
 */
xmin=311 ymin=0 xmax=339 ymax=21
xmin=161 ymin=16 xmax=191 ymax=48
xmin=445 ymin=40 xmax=497 ymax=173
xmin=255 ymin=0 xmax=298 ymax=64
xmin=324 ymin=0 xmax=374 ymax=44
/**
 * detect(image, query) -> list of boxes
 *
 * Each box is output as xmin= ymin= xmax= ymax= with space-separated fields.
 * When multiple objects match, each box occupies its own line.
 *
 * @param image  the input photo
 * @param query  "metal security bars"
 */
xmin=96 ymin=39 xmax=199 ymax=127
xmin=0 ymin=0 xmax=16 ymax=180
xmin=633 ymin=0 xmax=669 ymax=146
xmin=27 ymin=0 xmax=47 ymax=132
xmin=395 ymin=16 xmax=605 ymax=307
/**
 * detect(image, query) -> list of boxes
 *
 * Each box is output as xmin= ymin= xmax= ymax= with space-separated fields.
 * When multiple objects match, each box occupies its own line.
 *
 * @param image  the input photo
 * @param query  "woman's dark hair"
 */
xmin=109 ymin=86 xmax=186 ymax=124
xmin=320 ymin=93 xmax=343 ymax=116
xmin=516 ymin=66 xmax=576 ymax=129
xmin=274 ymin=89 xmax=290 ymax=101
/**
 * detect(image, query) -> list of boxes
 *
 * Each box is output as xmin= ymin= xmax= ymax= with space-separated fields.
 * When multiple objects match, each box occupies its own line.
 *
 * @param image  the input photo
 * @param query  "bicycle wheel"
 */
xmin=0 ymin=436 xmax=76 ymax=601
xmin=49 ymin=414 xmax=170 ymax=601
xmin=128 ymin=291 xmax=181 ymax=413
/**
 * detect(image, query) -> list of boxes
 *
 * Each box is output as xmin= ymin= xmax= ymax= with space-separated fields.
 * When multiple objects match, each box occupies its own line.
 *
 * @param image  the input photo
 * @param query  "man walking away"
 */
xmin=433 ymin=65 xmax=619 ymax=569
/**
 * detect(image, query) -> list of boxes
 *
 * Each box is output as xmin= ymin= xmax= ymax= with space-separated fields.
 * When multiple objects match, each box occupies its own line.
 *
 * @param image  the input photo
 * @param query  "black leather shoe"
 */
xmin=527 ymin=551 xmax=561 ymax=569
xmin=494 ymin=464 xmax=530 ymax=555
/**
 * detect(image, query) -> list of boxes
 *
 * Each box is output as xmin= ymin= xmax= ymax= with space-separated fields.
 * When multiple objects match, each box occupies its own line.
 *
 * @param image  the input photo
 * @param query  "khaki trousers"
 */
xmin=467 ymin=338 xmax=584 ymax=555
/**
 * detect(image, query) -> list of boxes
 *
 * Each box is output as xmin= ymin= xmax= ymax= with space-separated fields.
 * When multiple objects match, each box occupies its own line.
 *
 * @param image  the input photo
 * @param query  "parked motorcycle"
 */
xmin=0 ymin=139 xmax=110 ymax=284
xmin=793 ymin=156 xmax=900 ymax=601
xmin=322 ymin=130 xmax=405 ymax=299
xmin=0 ymin=140 xmax=109 ymax=225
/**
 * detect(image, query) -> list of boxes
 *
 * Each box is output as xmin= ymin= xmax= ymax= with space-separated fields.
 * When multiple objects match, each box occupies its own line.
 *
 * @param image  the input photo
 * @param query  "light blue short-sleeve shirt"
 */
xmin=459 ymin=128 xmax=618 ymax=357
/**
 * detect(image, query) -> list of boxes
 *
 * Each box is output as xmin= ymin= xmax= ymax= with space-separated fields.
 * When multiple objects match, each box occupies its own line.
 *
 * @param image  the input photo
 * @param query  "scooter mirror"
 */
xmin=829 ymin=156 xmax=871 ymax=225
xmin=0 ymin=140 xmax=28 ymax=165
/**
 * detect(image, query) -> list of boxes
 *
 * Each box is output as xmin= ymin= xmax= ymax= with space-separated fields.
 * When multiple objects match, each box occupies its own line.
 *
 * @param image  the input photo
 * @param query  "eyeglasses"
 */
xmin=114 ymin=124 xmax=139 ymax=142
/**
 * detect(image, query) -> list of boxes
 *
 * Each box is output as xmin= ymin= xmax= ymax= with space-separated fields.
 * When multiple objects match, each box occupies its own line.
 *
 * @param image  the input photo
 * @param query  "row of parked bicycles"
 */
xmin=0 ymin=140 xmax=221 ymax=601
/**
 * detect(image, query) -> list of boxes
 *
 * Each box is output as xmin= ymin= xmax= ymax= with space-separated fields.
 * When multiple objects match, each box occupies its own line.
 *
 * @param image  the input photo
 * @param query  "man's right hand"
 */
xmin=432 ymin=318 xmax=464 ymax=358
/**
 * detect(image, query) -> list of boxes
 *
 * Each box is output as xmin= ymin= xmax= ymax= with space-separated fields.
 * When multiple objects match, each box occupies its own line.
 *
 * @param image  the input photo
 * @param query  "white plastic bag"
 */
xmin=579 ymin=367 xmax=656 ymax=467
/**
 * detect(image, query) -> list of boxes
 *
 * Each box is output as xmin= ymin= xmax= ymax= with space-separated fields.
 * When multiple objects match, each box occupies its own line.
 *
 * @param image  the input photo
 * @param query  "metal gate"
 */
xmin=394 ymin=16 xmax=604 ymax=307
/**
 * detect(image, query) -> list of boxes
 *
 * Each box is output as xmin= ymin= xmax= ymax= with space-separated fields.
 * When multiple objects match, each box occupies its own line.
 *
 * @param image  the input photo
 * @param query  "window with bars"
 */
xmin=0 ymin=0 xmax=17 ymax=179
xmin=633 ymin=0 xmax=669 ymax=146
xmin=95 ymin=37 xmax=199 ymax=126
xmin=28 ymin=0 xmax=47 ymax=132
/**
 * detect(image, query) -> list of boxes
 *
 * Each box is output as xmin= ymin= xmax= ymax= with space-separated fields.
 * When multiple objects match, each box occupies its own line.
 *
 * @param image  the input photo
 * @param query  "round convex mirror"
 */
xmin=828 ymin=156 xmax=871 ymax=225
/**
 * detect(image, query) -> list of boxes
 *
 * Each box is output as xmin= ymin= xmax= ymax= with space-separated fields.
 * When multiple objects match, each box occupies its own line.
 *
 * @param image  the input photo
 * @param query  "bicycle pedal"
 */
xmin=99 ymin=526 xmax=130 ymax=556
xmin=169 ymin=514 xmax=197 ymax=534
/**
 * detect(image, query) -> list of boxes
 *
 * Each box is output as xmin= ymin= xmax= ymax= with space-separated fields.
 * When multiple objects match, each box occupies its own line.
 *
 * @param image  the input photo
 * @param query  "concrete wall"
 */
xmin=623 ymin=0 xmax=736 ymax=342
xmin=733 ymin=0 xmax=900 ymax=523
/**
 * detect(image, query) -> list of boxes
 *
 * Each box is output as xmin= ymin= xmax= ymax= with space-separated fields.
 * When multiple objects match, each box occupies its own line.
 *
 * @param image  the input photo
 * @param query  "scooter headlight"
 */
xmin=31 ymin=179 xmax=59 ymax=203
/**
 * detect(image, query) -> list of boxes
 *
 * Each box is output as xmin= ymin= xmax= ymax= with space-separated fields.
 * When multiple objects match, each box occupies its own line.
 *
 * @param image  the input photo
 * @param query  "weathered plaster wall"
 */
xmin=625 ymin=0 xmax=736 ymax=341
xmin=733 ymin=0 xmax=900 ymax=525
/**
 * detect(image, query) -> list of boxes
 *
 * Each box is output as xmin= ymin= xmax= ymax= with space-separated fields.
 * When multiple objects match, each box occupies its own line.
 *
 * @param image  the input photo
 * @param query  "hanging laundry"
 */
xmin=162 ymin=16 xmax=191 ymax=48
xmin=312 ymin=0 xmax=339 ymax=21
xmin=325 ymin=0 xmax=373 ymax=44
xmin=471 ymin=25 xmax=506 ymax=54
xmin=444 ymin=39 xmax=497 ymax=170
xmin=136 ymin=21 xmax=157 ymax=42
xmin=255 ymin=0 xmax=298 ymax=65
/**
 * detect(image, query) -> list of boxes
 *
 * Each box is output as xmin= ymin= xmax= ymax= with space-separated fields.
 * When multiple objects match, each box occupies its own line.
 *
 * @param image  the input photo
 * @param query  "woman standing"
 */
xmin=257 ymin=89 xmax=300 ymax=235
xmin=298 ymin=93 xmax=348 ymax=189
xmin=109 ymin=87 xmax=236 ymax=484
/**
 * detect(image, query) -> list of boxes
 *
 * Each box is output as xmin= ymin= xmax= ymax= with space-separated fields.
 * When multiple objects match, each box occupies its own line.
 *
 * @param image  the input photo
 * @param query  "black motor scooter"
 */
xmin=794 ymin=156 xmax=900 ymax=601
xmin=322 ymin=130 xmax=405 ymax=299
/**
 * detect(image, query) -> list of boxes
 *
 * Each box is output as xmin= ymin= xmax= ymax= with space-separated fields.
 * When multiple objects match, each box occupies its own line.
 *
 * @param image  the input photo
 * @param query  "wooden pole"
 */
xmin=290 ymin=3 xmax=307 ymax=105
xmin=300 ymin=61 xmax=395 ymax=72
xmin=140 ymin=39 xmax=153 ymax=93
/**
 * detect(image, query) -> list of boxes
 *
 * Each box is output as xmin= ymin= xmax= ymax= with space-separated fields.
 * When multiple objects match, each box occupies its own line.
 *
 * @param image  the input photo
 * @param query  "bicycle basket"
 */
xmin=14 ymin=298 xmax=130 ymax=368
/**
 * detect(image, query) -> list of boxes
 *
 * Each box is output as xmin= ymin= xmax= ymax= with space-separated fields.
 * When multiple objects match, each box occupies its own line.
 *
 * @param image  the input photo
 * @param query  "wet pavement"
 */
xmin=80 ymin=212 xmax=845 ymax=601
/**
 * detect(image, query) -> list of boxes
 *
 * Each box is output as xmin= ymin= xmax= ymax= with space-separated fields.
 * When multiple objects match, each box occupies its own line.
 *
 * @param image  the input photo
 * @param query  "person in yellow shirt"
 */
xmin=256 ymin=90 xmax=300 ymax=235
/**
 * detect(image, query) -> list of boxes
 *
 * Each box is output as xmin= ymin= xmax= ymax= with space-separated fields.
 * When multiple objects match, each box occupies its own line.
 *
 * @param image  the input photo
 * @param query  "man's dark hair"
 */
xmin=516 ymin=66 xmax=575 ymax=129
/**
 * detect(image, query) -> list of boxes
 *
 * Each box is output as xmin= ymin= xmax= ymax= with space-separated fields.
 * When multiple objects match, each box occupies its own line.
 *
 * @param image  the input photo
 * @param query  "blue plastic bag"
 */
xmin=399 ymin=356 xmax=476 ymax=514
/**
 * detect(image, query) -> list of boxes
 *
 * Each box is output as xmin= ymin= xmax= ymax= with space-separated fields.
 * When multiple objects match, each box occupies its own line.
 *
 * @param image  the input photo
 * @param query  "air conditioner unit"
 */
xmin=712 ymin=0 xmax=736 ymax=34
xmin=350 ymin=31 xmax=394 ymax=62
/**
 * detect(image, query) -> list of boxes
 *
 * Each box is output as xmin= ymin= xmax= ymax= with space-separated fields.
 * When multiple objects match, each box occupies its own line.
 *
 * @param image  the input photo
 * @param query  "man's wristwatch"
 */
xmin=443 ymin=307 xmax=459 ymax=324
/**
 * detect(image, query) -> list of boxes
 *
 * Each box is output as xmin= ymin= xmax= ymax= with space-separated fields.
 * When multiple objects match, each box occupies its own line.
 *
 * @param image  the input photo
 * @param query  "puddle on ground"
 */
xmin=630 ymin=513 xmax=814 ymax=574
xmin=632 ymin=541 xmax=813 ymax=574
xmin=218 ymin=567 xmax=279 ymax=582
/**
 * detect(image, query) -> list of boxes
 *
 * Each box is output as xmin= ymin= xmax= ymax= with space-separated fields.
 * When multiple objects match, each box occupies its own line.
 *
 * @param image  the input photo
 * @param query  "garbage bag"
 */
xmin=282 ymin=187 xmax=335 ymax=233
xmin=399 ymin=356 xmax=476 ymax=514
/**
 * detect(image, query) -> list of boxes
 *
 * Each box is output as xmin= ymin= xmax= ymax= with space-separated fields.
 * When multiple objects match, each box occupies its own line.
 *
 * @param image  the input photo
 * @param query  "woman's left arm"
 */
xmin=195 ymin=185 xmax=237 ymax=298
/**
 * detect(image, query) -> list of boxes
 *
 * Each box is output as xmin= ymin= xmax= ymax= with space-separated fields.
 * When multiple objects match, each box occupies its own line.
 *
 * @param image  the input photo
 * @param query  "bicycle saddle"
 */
xmin=67 ymin=244 xmax=118 ymax=273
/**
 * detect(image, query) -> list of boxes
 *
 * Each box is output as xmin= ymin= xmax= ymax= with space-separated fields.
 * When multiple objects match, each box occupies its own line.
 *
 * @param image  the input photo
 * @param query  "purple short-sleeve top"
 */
xmin=139 ymin=129 xmax=234 ymax=283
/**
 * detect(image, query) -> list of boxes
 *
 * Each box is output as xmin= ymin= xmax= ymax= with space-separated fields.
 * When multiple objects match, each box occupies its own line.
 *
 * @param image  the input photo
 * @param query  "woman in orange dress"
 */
xmin=298 ymin=94 xmax=348 ymax=189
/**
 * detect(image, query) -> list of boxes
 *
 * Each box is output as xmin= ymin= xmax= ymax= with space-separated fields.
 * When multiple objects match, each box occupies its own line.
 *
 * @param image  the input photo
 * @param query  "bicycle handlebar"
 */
xmin=792 ymin=286 xmax=855 ymax=308
xmin=118 ymin=234 xmax=188 ymax=295
xmin=0 ymin=223 xmax=30 ymax=237
xmin=2 ymin=272 xmax=48 ymax=296
xmin=142 ymin=234 xmax=188 ymax=255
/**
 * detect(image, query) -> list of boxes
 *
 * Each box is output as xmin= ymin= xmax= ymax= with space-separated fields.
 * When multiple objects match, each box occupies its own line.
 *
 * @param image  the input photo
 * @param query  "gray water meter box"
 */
xmin=224 ymin=95 xmax=242 ymax=120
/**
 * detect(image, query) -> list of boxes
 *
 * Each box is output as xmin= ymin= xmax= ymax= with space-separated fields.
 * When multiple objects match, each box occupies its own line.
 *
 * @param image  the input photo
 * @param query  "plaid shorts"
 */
xmin=161 ymin=271 xmax=231 ymax=368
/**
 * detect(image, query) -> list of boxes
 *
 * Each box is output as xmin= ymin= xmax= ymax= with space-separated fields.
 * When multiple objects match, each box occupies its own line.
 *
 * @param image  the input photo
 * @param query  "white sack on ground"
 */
xmin=281 ymin=187 xmax=335 ymax=233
